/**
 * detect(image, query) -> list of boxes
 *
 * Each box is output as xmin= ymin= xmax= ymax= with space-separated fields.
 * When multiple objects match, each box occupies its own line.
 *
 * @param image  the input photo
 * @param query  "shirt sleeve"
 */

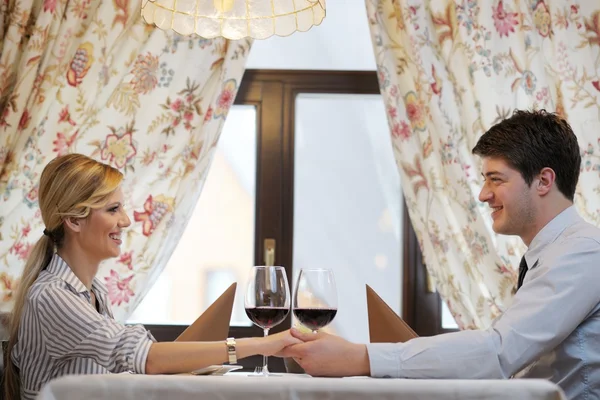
xmin=367 ymin=237 xmax=600 ymax=379
xmin=33 ymin=285 xmax=156 ymax=374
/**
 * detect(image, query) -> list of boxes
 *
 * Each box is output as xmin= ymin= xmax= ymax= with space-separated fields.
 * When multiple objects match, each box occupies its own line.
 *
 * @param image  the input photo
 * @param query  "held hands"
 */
xmin=258 ymin=329 xmax=303 ymax=357
xmin=278 ymin=328 xmax=371 ymax=377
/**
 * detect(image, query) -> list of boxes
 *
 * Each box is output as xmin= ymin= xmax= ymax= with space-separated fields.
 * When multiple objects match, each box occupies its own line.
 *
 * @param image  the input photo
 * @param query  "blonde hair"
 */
xmin=4 ymin=154 xmax=123 ymax=400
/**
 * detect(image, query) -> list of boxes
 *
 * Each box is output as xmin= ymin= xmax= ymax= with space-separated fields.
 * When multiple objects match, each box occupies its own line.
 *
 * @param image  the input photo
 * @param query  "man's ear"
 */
xmin=536 ymin=167 xmax=555 ymax=196
xmin=64 ymin=217 xmax=83 ymax=233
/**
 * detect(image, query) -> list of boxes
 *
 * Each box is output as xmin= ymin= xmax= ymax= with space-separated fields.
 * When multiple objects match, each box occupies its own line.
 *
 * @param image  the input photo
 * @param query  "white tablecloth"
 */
xmin=37 ymin=372 xmax=566 ymax=400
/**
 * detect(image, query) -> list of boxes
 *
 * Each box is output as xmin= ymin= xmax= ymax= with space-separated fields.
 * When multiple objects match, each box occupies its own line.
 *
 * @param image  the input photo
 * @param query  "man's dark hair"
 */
xmin=472 ymin=109 xmax=581 ymax=201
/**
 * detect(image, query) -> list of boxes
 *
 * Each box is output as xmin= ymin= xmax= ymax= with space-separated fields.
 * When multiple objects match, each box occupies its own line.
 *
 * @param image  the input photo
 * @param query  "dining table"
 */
xmin=36 ymin=370 xmax=567 ymax=400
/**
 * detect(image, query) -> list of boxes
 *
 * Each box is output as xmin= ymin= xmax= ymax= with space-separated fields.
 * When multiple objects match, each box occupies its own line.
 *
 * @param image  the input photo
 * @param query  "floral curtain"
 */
xmin=0 ymin=0 xmax=251 ymax=320
xmin=366 ymin=0 xmax=600 ymax=329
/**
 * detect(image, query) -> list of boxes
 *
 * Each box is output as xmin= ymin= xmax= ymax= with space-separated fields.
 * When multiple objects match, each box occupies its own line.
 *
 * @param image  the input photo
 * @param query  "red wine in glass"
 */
xmin=245 ymin=306 xmax=289 ymax=329
xmin=244 ymin=266 xmax=290 ymax=376
xmin=293 ymin=268 xmax=338 ymax=332
xmin=293 ymin=308 xmax=337 ymax=331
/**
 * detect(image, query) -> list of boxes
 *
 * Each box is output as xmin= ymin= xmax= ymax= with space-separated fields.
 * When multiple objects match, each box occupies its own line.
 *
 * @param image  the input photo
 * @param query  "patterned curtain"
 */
xmin=366 ymin=0 xmax=600 ymax=329
xmin=0 ymin=0 xmax=251 ymax=320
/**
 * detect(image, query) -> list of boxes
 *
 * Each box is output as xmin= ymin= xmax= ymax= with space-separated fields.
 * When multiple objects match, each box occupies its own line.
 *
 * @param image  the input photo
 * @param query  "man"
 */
xmin=282 ymin=110 xmax=600 ymax=400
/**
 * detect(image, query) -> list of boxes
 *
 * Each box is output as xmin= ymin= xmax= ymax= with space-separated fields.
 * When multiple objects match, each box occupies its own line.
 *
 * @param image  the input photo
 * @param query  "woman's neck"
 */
xmin=56 ymin=248 xmax=100 ymax=291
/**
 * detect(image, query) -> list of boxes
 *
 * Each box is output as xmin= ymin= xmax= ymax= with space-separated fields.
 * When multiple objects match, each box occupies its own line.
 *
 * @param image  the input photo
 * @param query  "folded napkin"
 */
xmin=366 ymin=284 xmax=417 ymax=343
xmin=176 ymin=283 xmax=237 ymax=342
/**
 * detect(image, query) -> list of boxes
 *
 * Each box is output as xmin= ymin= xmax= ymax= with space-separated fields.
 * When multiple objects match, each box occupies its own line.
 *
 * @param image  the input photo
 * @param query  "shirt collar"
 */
xmin=92 ymin=277 xmax=108 ymax=296
xmin=46 ymin=254 xmax=108 ymax=295
xmin=524 ymin=205 xmax=581 ymax=268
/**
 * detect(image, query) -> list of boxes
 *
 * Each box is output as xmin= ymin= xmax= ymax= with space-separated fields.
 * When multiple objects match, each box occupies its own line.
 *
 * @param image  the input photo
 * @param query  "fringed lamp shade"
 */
xmin=141 ymin=0 xmax=326 ymax=40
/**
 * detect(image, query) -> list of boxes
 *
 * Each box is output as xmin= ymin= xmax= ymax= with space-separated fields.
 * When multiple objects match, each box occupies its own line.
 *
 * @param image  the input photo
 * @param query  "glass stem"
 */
xmin=262 ymin=328 xmax=270 ymax=375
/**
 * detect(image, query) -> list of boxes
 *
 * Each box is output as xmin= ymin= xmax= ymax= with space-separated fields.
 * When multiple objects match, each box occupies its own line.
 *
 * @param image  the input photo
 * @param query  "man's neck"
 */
xmin=521 ymin=199 xmax=573 ymax=247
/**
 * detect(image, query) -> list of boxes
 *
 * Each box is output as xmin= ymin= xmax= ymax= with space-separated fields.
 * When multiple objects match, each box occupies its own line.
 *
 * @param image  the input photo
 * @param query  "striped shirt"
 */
xmin=11 ymin=254 xmax=155 ymax=400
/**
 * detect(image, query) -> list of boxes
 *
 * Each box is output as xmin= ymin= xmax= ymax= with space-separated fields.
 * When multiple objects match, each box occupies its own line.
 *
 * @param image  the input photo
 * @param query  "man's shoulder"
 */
xmin=561 ymin=218 xmax=600 ymax=245
xmin=542 ymin=219 xmax=600 ymax=269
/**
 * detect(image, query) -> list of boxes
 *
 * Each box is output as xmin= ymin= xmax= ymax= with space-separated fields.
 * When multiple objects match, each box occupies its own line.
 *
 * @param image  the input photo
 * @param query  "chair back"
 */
xmin=1 ymin=340 xmax=6 ymax=367
xmin=0 ymin=340 xmax=7 ymax=400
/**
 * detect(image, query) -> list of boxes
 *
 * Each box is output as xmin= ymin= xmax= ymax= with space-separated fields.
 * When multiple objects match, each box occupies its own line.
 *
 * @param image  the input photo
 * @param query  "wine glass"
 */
xmin=293 ymin=268 xmax=338 ymax=333
xmin=244 ymin=266 xmax=290 ymax=376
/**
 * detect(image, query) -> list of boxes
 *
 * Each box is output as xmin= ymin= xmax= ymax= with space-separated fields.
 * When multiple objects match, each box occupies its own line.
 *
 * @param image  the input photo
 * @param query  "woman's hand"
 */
xmin=258 ymin=329 xmax=302 ymax=357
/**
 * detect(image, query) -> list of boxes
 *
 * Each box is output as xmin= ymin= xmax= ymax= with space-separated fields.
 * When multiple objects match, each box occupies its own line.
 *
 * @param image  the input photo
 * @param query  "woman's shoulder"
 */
xmin=27 ymin=271 xmax=69 ymax=303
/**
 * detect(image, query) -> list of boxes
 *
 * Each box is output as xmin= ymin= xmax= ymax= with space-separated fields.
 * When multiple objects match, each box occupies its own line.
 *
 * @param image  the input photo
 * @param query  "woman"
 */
xmin=4 ymin=154 xmax=298 ymax=400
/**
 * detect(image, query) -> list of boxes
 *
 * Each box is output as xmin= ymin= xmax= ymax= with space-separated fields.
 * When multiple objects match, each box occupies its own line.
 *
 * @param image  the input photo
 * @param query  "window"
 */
xmin=130 ymin=1 xmax=458 ymax=367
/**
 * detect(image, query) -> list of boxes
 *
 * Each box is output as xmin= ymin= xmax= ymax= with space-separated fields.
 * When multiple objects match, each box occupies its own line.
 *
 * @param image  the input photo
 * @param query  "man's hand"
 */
xmin=279 ymin=328 xmax=371 ymax=377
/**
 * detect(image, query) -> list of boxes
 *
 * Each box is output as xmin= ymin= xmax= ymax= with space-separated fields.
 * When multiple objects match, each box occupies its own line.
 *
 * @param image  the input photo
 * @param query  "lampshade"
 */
xmin=141 ymin=0 xmax=326 ymax=40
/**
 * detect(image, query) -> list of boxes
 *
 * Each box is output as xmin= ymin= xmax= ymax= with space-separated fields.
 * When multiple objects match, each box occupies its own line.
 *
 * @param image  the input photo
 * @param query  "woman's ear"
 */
xmin=63 ymin=217 xmax=83 ymax=233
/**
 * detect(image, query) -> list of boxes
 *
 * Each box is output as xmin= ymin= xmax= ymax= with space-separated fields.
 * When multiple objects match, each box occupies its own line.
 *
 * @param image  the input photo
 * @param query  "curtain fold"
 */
xmin=366 ymin=0 xmax=600 ymax=329
xmin=0 ymin=0 xmax=252 ymax=320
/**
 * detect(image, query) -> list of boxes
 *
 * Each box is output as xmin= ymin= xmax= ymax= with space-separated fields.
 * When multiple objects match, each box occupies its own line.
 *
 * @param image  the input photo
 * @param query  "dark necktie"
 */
xmin=517 ymin=256 xmax=528 ymax=290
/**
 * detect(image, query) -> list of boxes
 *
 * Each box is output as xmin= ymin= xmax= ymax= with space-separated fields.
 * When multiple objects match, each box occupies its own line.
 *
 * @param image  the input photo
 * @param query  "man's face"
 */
xmin=478 ymin=157 xmax=537 ymax=238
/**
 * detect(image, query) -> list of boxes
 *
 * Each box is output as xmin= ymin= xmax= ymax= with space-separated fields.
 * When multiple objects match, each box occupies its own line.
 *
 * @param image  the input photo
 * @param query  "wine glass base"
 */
xmin=247 ymin=366 xmax=283 ymax=377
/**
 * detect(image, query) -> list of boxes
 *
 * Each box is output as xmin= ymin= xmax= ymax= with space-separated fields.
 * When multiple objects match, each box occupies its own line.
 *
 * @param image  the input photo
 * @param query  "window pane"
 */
xmin=128 ymin=105 xmax=256 ymax=326
xmin=293 ymin=94 xmax=402 ymax=343
xmin=441 ymin=301 xmax=459 ymax=330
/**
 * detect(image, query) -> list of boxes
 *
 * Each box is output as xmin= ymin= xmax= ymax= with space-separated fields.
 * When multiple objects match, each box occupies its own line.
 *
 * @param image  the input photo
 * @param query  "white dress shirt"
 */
xmin=12 ymin=254 xmax=155 ymax=400
xmin=367 ymin=206 xmax=600 ymax=400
